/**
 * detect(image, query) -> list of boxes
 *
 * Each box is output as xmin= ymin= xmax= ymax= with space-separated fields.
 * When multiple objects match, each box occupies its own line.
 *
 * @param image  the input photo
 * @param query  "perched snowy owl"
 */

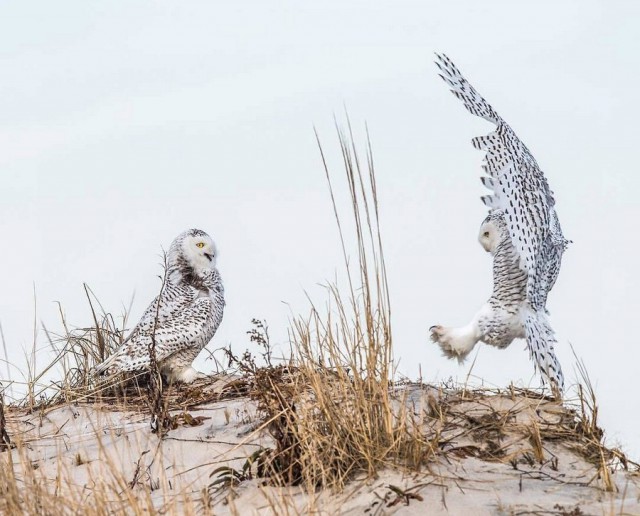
xmin=95 ymin=229 xmax=225 ymax=384
xmin=429 ymin=54 xmax=570 ymax=395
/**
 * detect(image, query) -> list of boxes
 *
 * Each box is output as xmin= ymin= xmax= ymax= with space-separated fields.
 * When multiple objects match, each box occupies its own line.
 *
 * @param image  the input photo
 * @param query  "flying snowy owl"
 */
xmin=429 ymin=54 xmax=570 ymax=395
xmin=94 ymin=229 xmax=225 ymax=384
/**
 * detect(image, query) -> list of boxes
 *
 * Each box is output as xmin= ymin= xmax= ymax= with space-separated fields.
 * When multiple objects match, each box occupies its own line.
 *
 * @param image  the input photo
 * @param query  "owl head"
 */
xmin=478 ymin=211 xmax=507 ymax=254
xmin=169 ymin=229 xmax=218 ymax=273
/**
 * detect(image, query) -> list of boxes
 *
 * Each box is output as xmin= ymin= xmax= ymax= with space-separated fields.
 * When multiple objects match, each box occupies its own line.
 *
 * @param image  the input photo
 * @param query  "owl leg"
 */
xmin=430 ymin=321 xmax=481 ymax=363
xmin=160 ymin=348 xmax=208 ymax=384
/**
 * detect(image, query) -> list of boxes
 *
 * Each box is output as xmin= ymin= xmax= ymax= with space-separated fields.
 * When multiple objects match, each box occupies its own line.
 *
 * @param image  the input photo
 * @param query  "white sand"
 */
xmin=4 ymin=379 xmax=639 ymax=515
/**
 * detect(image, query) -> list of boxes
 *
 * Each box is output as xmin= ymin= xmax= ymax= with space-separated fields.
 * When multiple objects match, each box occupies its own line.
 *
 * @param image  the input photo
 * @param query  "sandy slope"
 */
xmin=4 ymin=379 xmax=639 ymax=515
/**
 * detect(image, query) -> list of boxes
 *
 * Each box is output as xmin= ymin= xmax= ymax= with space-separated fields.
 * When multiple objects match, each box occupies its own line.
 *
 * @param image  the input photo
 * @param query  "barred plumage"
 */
xmin=429 ymin=54 xmax=569 ymax=395
xmin=94 ymin=229 xmax=225 ymax=383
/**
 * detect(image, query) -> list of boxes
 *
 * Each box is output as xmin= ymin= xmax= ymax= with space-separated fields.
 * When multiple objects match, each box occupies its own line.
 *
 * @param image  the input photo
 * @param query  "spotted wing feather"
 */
xmin=435 ymin=53 xmax=567 ymax=310
xmin=95 ymin=282 xmax=221 ymax=374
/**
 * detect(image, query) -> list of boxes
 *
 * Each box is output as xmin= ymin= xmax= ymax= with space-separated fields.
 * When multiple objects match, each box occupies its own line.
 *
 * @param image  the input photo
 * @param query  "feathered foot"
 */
xmin=162 ymin=366 xmax=207 ymax=384
xmin=430 ymin=324 xmax=479 ymax=363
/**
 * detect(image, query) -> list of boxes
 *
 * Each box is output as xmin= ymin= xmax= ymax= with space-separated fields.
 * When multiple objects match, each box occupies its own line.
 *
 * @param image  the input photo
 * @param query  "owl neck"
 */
xmin=166 ymin=254 xmax=208 ymax=291
xmin=494 ymin=232 xmax=517 ymax=261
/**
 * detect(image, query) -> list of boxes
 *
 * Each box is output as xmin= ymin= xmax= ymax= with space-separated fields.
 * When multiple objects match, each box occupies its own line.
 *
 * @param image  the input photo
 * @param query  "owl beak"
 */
xmin=204 ymin=253 xmax=213 ymax=262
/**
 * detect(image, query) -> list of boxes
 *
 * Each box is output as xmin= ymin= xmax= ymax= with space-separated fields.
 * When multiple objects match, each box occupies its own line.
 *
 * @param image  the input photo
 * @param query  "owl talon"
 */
xmin=429 ymin=325 xmax=445 ymax=342
xmin=429 ymin=324 xmax=477 ymax=362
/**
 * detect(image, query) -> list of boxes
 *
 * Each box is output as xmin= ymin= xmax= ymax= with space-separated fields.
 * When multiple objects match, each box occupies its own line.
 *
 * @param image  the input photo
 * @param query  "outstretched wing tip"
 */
xmin=436 ymin=52 xmax=567 ymax=300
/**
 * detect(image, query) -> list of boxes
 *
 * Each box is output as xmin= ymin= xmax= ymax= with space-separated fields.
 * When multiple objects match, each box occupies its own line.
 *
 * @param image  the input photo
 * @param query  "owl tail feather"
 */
xmin=524 ymin=312 xmax=564 ymax=398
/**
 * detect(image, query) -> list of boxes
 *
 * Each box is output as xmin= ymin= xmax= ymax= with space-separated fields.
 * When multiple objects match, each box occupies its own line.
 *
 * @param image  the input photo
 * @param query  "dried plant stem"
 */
xmin=148 ymin=252 xmax=171 ymax=436
xmin=0 ymin=387 xmax=10 ymax=451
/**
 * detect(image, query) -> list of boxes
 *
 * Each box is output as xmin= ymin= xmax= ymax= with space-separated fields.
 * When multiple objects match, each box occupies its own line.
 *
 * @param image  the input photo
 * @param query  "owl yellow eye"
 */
xmin=196 ymin=242 xmax=205 ymax=248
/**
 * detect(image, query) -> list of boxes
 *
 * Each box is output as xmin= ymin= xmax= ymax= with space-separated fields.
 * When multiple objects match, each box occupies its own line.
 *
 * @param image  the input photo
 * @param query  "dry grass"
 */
xmin=261 ymin=125 xmax=430 ymax=488
xmin=0 ymin=424 xmax=208 ymax=515
xmin=212 ymin=125 xmax=433 ymax=492
xmin=24 ymin=285 xmax=135 ymax=408
xmin=0 ymin=388 xmax=10 ymax=452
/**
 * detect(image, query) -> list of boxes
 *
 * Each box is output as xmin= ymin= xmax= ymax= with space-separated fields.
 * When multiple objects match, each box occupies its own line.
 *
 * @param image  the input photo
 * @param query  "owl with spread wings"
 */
xmin=430 ymin=54 xmax=570 ymax=396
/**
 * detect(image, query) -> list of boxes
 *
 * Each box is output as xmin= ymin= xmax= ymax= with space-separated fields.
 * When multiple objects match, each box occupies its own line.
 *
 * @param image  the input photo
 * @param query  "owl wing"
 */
xmin=524 ymin=313 xmax=564 ymax=394
xmin=95 ymin=284 xmax=212 ymax=374
xmin=435 ymin=53 xmax=567 ymax=311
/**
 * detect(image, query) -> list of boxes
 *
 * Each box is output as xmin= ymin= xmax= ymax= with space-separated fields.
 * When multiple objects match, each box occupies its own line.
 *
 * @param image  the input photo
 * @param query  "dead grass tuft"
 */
xmin=218 ymin=124 xmax=435 ymax=490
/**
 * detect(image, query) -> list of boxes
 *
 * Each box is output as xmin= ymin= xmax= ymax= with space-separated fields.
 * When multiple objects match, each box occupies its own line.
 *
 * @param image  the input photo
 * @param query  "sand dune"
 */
xmin=2 ymin=376 xmax=638 ymax=515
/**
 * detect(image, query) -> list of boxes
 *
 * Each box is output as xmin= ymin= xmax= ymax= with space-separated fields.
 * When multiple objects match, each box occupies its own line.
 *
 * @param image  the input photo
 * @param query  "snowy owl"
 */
xmin=429 ymin=54 xmax=570 ymax=395
xmin=95 ymin=229 xmax=225 ymax=384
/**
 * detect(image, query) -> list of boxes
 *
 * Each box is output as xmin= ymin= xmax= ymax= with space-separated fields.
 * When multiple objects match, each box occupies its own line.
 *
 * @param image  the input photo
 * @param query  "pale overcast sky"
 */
xmin=1 ymin=1 xmax=639 ymax=457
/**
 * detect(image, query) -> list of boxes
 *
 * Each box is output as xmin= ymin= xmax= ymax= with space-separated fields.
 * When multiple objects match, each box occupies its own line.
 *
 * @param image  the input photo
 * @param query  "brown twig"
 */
xmin=0 ymin=386 xmax=11 ymax=452
xmin=148 ymin=251 xmax=171 ymax=436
